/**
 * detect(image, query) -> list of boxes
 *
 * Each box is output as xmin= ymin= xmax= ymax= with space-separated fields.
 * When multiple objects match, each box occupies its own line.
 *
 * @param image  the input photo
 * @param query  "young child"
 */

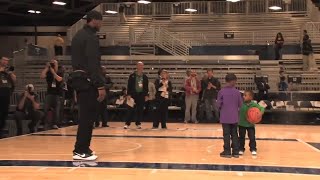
xmin=217 ymin=73 xmax=243 ymax=158
xmin=238 ymin=90 xmax=265 ymax=156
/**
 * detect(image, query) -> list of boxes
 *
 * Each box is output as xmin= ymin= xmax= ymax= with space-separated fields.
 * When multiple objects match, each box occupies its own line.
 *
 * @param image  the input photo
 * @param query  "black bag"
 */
xmin=70 ymin=71 xmax=91 ymax=92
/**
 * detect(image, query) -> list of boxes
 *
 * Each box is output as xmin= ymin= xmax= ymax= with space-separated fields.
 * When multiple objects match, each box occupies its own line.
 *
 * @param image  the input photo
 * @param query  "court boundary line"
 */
xmin=30 ymin=133 xmax=298 ymax=141
xmin=297 ymin=139 xmax=320 ymax=153
xmin=0 ymin=160 xmax=320 ymax=175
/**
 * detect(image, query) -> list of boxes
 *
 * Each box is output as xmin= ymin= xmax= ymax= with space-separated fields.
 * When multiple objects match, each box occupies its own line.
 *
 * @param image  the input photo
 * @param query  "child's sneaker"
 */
xmin=251 ymin=151 xmax=257 ymax=156
xmin=124 ymin=125 xmax=129 ymax=129
xmin=220 ymin=151 xmax=232 ymax=158
xmin=239 ymin=151 xmax=244 ymax=155
xmin=136 ymin=125 xmax=142 ymax=129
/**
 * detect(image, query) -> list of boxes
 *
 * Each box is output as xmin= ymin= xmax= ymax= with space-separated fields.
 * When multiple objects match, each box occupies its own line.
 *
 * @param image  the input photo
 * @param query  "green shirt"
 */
xmin=239 ymin=101 xmax=265 ymax=127
xmin=135 ymin=73 xmax=143 ymax=93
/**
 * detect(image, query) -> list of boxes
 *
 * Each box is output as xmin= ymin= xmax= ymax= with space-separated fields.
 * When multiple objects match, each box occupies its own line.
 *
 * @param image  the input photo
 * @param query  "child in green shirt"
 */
xmin=239 ymin=90 xmax=265 ymax=156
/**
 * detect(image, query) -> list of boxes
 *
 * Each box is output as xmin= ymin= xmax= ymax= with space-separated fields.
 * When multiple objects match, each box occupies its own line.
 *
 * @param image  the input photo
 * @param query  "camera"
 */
xmin=5 ymin=66 xmax=14 ymax=72
xmin=27 ymin=85 xmax=35 ymax=95
xmin=50 ymin=62 xmax=55 ymax=68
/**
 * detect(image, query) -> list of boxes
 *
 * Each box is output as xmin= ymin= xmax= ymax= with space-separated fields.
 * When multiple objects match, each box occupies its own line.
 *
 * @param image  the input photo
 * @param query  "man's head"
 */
xmin=280 ymin=76 xmax=286 ymax=82
xmin=243 ymin=90 xmax=254 ymax=102
xmin=225 ymin=73 xmax=237 ymax=86
xmin=101 ymin=66 xmax=107 ymax=74
xmin=136 ymin=61 xmax=144 ymax=73
xmin=26 ymin=84 xmax=35 ymax=93
xmin=160 ymin=69 xmax=168 ymax=79
xmin=303 ymin=30 xmax=308 ymax=35
xmin=186 ymin=69 xmax=191 ymax=77
xmin=190 ymin=70 xmax=197 ymax=78
xmin=207 ymin=68 xmax=214 ymax=78
xmin=86 ymin=10 xmax=103 ymax=31
xmin=0 ymin=57 xmax=9 ymax=67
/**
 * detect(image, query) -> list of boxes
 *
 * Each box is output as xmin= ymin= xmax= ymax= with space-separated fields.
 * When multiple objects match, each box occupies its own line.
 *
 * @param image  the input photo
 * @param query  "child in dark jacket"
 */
xmin=238 ymin=90 xmax=265 ymax=156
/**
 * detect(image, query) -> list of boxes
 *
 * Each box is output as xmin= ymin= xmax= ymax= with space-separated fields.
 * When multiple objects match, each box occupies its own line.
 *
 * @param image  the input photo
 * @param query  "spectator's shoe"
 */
xmin=316 ymin=117 xmax=320 ymax=121
xmin=239 ymin=151 xmax=244 ymax=155
xmin=95 ymin=122 xmax=100 ymax=128
xmin=52 ymin=125 xmax=59 ymax=129
xmin=151 ymin=127 xmax=159 ymax=130
xmin=73 ymin=152 xmax=98 ymax=161
xmin=194 ymin=121 xmax=199 ymax=124
xmin=232 ymin=153 xmax=240 ymax=158
xmin=220 ymin=151 xmax=232 ymax=158
xmin=102 ymin=124 xmax=109 ymax=127
xmin=161 ymin=127 xmax=167 ymax=129
xmin=28 ymin=124 xmax=35 ymax=133
xmin=251 ymin=151 xmax=257 ymax=156
xmin=136 ymin=125 xmax=142 ymax=129
xmin=124 ymin=125 xmax=129 ymax=129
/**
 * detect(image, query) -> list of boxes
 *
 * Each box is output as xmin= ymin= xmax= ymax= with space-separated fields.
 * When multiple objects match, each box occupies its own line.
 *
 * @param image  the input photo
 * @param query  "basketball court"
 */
xmin=0 ymin=122 xmax=319 ymax=179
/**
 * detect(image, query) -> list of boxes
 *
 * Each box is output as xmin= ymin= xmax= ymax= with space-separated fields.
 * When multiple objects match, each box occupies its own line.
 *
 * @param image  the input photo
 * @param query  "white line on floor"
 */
xmin=297 ymin=139 xmax=320 ymax=153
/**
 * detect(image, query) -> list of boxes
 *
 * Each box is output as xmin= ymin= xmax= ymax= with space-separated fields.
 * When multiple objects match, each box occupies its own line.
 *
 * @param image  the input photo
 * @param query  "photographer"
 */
xmin=40 ymin=59 xmax=63 ymax=129
xmin=15 ymin=84 xmax=44 ymax=135
xmin=0 ymin=56 xmax=16 ymax=138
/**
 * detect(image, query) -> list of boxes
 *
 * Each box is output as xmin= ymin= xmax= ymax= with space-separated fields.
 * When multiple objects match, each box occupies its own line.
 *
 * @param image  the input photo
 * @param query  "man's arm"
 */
xmin=40 ymin=65 xmax=49 ymax=79
xmin=29 ymin=95 xmax=40 ymax=110
xmin=17 ymin=93 xmax=27 ymax=111
xmin=49 ymin=68 xmax=63 ymax=82
xmin=85 ymin=37 xmax=104 ymax=89
xmin=217 ymin=91 xmax=223 ymax=110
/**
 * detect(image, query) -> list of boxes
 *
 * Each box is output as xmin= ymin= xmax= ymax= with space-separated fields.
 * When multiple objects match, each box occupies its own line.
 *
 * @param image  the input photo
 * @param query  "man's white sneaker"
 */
xmin=251 ymin=151 xmax=257 ymax=156
xmin=73 ymin=152 xmax=98 ymax=161
xmin=239 ymin=151 xmax=244 ymax=155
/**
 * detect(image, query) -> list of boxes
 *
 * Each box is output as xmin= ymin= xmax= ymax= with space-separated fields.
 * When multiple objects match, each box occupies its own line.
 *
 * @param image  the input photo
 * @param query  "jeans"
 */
xmin=275 ymin=46 xmax=282 ymax=60
xmin=184 ymin=94 xmax=199 ymax=122
xmin=222 ymin=123 xmax=239 ymax=154
xmin=204 ymin=98 xmax=219 ymax=122
xmin=125 ymin=93 xmax=145 ymax=126
xmin=44 ymin=94 xmax=62 ymax=128
xmin=239 ymin=126 xmax=257 ymax=152
xmin=14 ymin=110 xmax=44 ymax=135
xmin=74 ymin=86 xmax=99 ymax=154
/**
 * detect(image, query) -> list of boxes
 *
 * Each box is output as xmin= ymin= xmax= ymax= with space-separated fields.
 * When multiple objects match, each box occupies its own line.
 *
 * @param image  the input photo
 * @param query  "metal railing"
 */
xmin=101 ymin=0 xmax=307 ymax=16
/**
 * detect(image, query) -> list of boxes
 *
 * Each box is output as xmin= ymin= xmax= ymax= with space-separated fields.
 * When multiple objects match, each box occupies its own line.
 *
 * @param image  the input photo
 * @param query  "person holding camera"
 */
xmin=40 ymin=59 xmax=63 ymax=130
xmin=15 ymin=84 xmax=44 ymax=135
xmin=0 ymin=56 xmax=16 ymax=138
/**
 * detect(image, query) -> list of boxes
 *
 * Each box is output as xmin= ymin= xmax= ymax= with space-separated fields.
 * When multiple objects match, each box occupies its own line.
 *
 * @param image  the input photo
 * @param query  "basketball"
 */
xmin=247 ymin=107 xmax=263 ymax=124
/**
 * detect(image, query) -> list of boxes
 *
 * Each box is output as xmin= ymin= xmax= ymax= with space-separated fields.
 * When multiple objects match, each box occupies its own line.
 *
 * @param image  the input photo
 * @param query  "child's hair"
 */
xmin=280 ymin=76 xmax=286 ymax=81
xmin=244 ymin=90 xmax=254 ymax=98
xmin=225 ymin=73 xmax=237 ymax=83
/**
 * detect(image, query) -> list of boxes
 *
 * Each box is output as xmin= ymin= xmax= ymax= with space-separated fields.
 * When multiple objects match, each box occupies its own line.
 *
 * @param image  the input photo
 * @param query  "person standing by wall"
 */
xmin=153 ymin=70 xmax=172 ymax=129
xmin=274 ymin=32 xmax=284 ymax=60
xmin=71 ymin=11 xmax=106 ymax=161
xmin=201 ymin=69 xmax=221 ymax=122
xmin=0 ymin=57 xmax=16 ymax=138
xmin=302 ymin=30 xmax=317 ymax=71
xmin=54 ymin=34 xmax=64 ymax=56
xmin=124 ymin=61 xmax=149 ymax=129
xmin=184 ymin=70 xmax=201 ymax=123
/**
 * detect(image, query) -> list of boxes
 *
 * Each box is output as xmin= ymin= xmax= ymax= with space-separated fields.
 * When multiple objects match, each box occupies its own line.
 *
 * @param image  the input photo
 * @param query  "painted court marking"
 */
xmin=297 ymin=139 xmax=320 ymax=153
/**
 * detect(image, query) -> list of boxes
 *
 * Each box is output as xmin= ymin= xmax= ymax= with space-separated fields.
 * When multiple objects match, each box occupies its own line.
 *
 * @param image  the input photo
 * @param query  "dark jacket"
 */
xmin=127 ymin=72 xmax=148 ymax=97
xmin=302 ymin=39 xmax=313 ymax=56
xmin=71 ymin=25 xmax=104 ymax=88
xmin=201 ymin=76 xmax=221 ymax=99
xmin=154 ymin=78 xmax=173 ymax=99
xmin=104 ymin=74 xmax=113 ymax=93
xmin=257 ymin=81 xmax=270 ymax=94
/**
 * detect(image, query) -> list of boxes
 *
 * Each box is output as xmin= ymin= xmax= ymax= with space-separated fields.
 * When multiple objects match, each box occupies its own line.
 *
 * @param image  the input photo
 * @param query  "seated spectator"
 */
xmin=15 ymin=84 xmax=44 ymax=135
xmin=256 ymin=78 xmax=270 ymax=102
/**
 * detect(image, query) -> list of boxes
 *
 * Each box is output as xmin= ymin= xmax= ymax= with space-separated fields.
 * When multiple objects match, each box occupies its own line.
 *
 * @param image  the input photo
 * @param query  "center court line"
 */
xmin=31 ymin=134 xmax=298 ymax=141
xmin=297 ymin=139 xmax=320 ymax=153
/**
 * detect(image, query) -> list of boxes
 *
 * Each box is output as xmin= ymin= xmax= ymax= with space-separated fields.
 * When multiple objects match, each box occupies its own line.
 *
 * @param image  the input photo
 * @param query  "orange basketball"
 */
xmin=247 ymin=107 xmax=262 ymax=124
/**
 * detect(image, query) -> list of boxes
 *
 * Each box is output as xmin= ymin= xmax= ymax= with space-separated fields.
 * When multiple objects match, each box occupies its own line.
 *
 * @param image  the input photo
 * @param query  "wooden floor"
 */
xmin=0 ymin=122 xmax=320 ymax=179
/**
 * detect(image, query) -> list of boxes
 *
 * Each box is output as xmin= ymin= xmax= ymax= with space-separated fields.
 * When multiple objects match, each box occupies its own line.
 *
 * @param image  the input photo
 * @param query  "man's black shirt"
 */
xmin=46 ymin=70 xmax=63 ymax=96
xmin=71 ymin=25 xmax=104 ymax=88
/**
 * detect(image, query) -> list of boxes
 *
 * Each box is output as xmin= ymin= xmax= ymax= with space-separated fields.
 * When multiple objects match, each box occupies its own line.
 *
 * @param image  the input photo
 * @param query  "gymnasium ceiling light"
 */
xmin=138 ymin=0 xmax=151 ymax=4
xmin=269 ymin=6 xmax=282 ymax=10
xmin=185 ymin=8 xmax=197 ymax=12
xmin=28 ymin=10 xmax=41 ymax=14
xmin=105 ymin=10 xmax=118 ymax=14
xmin=52 ymin=1 xmax=67 ymax=6
xmin=227 ymin=0 xmax=241 ymax=2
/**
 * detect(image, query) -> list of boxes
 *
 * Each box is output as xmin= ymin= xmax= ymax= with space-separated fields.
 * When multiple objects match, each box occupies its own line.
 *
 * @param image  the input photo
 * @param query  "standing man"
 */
xmin=201 ymin=69 xmax=221 ymax=122
xmin=71 ymin=11 xmax=106 ymax=161
xmin=124 ymin=61 xmax=148 ymax=129
xmin=184 ymin=70 xmax=201 ymax=123
xmin=0 ymin=57 xmax=16 ymax=138
xmin=54 ymin=34 xmax=64 ymax=56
